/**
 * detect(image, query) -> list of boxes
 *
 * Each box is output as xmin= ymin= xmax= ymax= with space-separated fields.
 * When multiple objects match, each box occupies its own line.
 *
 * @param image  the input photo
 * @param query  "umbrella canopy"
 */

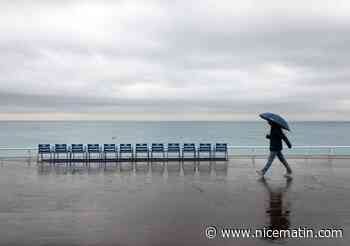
xmin=259 ymin=112 xmax=290 ymax=131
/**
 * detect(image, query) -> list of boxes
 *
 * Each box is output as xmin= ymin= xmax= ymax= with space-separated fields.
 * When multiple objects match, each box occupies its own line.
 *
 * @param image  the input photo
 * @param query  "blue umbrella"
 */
xmin=259 ymin=112 xmax=290 ymax=131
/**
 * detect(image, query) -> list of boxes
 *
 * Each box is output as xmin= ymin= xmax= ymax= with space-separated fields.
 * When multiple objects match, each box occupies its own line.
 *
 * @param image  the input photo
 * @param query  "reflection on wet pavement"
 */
xmin=0 ymin=158 xmax=348 ymax=245
xmin=260 ymin=177 xmax=292 ymax=240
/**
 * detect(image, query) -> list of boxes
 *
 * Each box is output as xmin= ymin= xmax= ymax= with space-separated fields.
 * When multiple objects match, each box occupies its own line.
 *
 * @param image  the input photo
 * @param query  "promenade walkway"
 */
xmin=0 ymin=158 xmax=348 ymax=245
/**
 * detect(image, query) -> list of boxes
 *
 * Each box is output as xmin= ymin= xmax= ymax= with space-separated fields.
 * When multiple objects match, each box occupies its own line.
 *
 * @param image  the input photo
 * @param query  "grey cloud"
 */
xmin=0 ymin=0 xmax=350 ymax=119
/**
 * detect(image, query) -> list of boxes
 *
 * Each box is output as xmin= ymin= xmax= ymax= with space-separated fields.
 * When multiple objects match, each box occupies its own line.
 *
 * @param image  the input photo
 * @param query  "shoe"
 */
xmin=256 ymin=170 xmax=264 ymax=177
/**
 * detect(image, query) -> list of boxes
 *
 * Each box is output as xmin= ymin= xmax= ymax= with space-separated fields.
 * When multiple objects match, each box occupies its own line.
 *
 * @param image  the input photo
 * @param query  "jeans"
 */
xmin=262 ymin=151 xmax=292 ymax=175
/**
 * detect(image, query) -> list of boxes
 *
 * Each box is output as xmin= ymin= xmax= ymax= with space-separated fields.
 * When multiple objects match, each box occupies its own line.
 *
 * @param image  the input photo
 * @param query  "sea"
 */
xmin=0 ymin=121 xmax=349 ymax=148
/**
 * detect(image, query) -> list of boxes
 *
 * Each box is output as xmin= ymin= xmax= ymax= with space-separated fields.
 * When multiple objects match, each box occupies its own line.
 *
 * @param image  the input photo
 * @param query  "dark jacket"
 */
xmin=266 ymin=126 xmax=292 ymax=151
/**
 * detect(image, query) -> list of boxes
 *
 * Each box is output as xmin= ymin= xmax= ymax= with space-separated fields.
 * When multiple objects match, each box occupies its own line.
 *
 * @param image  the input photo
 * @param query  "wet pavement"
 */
xmin=0 ymin=158 xmax=349 ymax=245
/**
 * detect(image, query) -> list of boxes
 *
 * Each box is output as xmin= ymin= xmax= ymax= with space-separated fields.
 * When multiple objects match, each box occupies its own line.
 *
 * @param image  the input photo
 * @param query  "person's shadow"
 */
xmin=260 ymin=177 xmax=293 ymax=240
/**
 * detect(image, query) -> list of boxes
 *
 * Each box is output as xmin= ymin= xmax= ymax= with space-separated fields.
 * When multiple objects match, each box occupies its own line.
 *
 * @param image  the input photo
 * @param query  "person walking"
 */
xmin=257 ymin=113 xmax=293 ymax=177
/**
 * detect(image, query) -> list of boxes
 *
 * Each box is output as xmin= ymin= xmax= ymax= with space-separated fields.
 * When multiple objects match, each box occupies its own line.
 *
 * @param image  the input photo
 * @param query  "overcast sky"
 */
xmin=0 ymin=0 xmax=350 ymax=120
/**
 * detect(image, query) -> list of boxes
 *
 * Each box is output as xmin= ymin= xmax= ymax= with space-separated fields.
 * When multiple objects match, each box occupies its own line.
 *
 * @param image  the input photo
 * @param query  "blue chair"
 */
xmin=119 ymin=144 xmax=133 ymax=160
xmin=70 ymin=144 xmax=85 ymax=162
xmin=38 ymin=144 xmax=52 ymax=162
xmin=54 ymin=144 xmax=69 ymax=161
xmin=103 ymin=144 xmax=117 ymax=161
xmin=182 ymin=143 xmax=196 ymax=160
xmin=87 ymin=144 xmax=101 ymax=161
xmin=167 ymin=143 xmax=180 ymax=159
xmin=198 ymin=143 xmax=212 ymax=159
xmin=214 ymin=143 xmax=228 ymax=160
xmin=135 ymin=144 xmax=149 ymax=160
xmin=151 ymin=143 xmax=165 ymax=159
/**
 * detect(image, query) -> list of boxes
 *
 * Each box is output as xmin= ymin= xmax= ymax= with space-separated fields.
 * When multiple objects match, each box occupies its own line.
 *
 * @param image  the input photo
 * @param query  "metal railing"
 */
xmin=0 ymin=147 xmax=37 ymax=160
xmin=228 ymin=146 xmax=350 ymax=158
xmin=0 ymin=146 xmax=350 ymax=160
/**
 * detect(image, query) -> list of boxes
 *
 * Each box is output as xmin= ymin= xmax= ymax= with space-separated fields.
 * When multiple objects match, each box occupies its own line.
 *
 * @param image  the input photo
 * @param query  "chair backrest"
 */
xmin=55 ymin=144 xmax=67 ymax=153
xmin=103 ymin=144 xmax=116 ymax=152
xmin=151 ymin=143 xmax=164 ymax=152
xmin=167 ymin=143 xmax=180 ymax=152
xmin=38 ymin=144 xmax=51 ymax=153
xmin=183 ymin=143 xmax=195 ymax=151
xmin=71 ymin=144 xmax=84 ymax=153
xmin=199 ymin=143 xmax=211 ymax=151
xmin=87 ymin=144 xmax=100 ymax=153
xmin=215 ymin=143 xmax=227 ymax=152
xmin=120 ymin=144 xmax=132 ymax=152
xmin=136 ymin=143 xmax=148 ymax=152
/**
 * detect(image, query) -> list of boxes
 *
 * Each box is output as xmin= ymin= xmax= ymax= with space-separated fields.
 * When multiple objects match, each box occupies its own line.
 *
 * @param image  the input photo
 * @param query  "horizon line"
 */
xmin=0 ymin=112 xmax=350 ymax=121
